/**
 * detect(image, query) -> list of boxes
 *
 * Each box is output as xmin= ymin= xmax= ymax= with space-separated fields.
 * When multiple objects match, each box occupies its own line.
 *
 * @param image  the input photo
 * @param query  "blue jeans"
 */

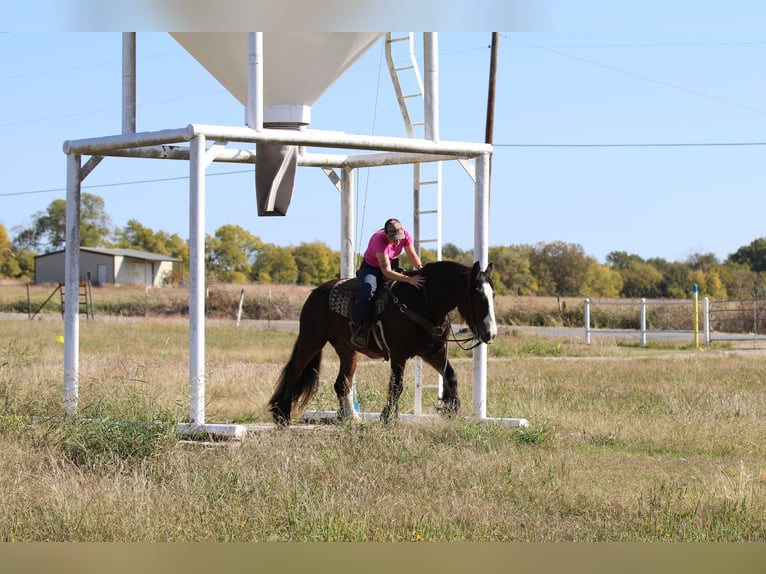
xmin=353 ymin=261 xmax=382 ymax=329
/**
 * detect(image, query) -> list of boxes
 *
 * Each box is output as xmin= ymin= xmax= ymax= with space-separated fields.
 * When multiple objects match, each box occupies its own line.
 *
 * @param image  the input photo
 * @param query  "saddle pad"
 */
xmin=329 ymin=278 xmax=356 ymax=318
xmin=328 ymin=278 xmax=391 ymax=319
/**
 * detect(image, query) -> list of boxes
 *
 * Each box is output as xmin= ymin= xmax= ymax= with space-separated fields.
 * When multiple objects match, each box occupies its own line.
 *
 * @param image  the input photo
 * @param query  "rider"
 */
xmin=351 ymin=218 xmax=425 ymax=348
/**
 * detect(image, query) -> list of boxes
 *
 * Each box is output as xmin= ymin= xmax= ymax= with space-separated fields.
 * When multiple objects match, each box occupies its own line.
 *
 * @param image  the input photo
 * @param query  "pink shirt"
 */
xmin=362 ymin=228 xmax=413 ymax=268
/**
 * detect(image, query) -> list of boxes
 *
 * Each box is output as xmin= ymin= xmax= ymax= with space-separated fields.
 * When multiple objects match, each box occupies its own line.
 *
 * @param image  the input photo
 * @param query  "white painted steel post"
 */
xmin=122 ymin=33 xmax=136 ymax=134
xmin=424 ymin=34 xmax=444 ymax=260
xmin=414 ymin=33 xmax=443 ymax=415
xmin=640 ymin=298 xmax=647 ymax=347
xmin=340 ymin=167 xmax=355 ymax=279
xmin=423 ymin=33 xmax=439 ymax=143
xmin=189 ymin=135 xmax=206 ymax=426
xmin=693 ymin=284 xmax=700 ymax=347
xmin=247 ymin=32 xmax=263 ymax=131
xmin=340 ymin=167 xmax=360 ymax=412
xmin=473 ymin=153 xmax=491 ymax=419
xmin=584 ymin=298 xmax=591 ymax=344
xmin=704 ymin=297 xmax=711 ymax=345
xmin=64 ymin=153 xmax=81 ymax=416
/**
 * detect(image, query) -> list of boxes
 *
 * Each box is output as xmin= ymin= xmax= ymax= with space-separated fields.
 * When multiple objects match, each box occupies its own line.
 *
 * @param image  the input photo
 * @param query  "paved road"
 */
xmin=5 ymin=313 xmax=765 ymax=345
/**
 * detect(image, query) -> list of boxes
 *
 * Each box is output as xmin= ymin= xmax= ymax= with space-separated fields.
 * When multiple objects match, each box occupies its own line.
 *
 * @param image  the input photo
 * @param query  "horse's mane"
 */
xmin=420 ymin=260 xmax=494 ymax=291
xmin=419 ymin=260 xmax=470 ymax=278
xmin=398 ymin=261 xmax=472 ymax=319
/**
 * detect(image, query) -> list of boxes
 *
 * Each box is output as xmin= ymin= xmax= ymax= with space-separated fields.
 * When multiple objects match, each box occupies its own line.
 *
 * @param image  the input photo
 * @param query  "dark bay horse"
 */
xmin=268 ymin=260 xmax=497 ymax=425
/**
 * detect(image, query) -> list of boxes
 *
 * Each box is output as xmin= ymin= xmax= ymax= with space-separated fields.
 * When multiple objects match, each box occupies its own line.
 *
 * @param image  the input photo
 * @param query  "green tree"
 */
xmin=252 ymin=244 xmax=298 ymax=284
xmin=529 ymin=241 xmax=590 ymax=296
xmin=728 ymin=237 xmax=766 ymax=272
xmin=292 ymin=241 xmax=339 ymax=285
xmin=687 ymin=251 xmax=720 ymax=272
xmin=205 ymin=224 xmax=262 ymax=283
xmin=16 ymin=193 xmax=112 ymax=251
xmin=718 ymin=263 xmax=763 ymax=299
xmin=583 ymin=260 xmax=623 ymax=297
xmin=0 ymin=223 xmax=18 ymax=278
xmin=617 ymin=261 xmax=663 ymax=298
xmin=441 ymin=242 xmax=465 ymax=261
xmin=115 ymin=219 xmax=161 ymax=252
xmin=419 ymin=247 xmax=438 ymax=265
xmin=13 ymin=249 xmax=36 ymax=281
xmin=650 ymin=259 xmax=692 ymax=298
xmin=488 ymin=245 xmax=537 ymax=295
xmin=606 ymin=250 xmax=644 ymax=271
xmin=700 ymin=269 xmax=727 ymax=298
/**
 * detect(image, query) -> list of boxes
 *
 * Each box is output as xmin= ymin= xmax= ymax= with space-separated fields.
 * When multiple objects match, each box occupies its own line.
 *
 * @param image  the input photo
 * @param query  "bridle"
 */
xmin=448 ymin=271 xmax=493 ymax=350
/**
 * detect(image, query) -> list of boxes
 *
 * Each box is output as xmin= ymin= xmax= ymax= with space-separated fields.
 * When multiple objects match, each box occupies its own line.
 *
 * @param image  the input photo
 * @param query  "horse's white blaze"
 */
xmin=481 ymin=281 xmax=498 ymax=340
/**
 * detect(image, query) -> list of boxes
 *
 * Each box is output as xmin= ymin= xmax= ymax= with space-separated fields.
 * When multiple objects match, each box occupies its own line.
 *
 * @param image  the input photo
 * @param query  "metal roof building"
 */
xmin=35 ymin=247 xmax=180 ymax=287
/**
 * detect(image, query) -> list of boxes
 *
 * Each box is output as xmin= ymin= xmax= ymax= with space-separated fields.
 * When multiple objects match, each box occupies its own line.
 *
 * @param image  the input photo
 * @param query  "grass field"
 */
xmin=1 ymin=306 xmax=765 ymax=541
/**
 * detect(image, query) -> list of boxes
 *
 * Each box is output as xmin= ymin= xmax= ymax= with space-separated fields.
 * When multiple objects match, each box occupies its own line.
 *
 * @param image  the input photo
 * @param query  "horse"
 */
xmin=267 ymin=260 xmax=497 ymax=426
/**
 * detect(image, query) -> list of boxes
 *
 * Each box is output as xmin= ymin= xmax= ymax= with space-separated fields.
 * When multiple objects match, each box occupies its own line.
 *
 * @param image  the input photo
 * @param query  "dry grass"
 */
xmin=1 ymin=313 xmax=765 ymax=541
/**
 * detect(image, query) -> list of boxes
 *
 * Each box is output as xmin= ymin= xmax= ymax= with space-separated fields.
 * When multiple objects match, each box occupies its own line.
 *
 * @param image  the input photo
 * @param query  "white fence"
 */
xmin=584 ymin=296 xmax=708 ymax=347
xmin=585 ymin=295 xmax=766 ymax=347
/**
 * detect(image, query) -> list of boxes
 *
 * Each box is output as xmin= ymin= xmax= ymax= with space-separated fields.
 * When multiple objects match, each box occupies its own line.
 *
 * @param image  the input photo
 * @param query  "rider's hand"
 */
xmin=409 ymin=274 xmax=425 ymax=288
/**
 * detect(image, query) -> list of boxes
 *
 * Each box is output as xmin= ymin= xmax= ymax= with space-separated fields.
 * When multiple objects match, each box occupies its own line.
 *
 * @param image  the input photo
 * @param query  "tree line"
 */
xmin=2 ymin=192 xmax=766 ymax=299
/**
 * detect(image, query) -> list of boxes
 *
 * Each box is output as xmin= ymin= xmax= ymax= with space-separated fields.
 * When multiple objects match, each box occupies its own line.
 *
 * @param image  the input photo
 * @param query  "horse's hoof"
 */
xmin=380 ymin=413 xmax=398 ymax=425
xmin=337 ymin=410 xmax=363 ymax=424
xmin=437 ymin=400 xmax=461 ymax=417
xmin=271 ymin=412 xmax=291 ymax=427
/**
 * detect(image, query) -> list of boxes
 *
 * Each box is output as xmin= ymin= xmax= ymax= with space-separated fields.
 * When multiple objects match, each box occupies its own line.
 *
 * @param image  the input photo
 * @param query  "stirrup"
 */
xmin=351 ymin=323 xmax=369 ymax=348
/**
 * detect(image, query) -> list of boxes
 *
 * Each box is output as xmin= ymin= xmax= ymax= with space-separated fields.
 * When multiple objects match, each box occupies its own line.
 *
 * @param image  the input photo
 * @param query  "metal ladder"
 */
xmin=385 ymin=32 xmax=443 ymax=416
xmin=59 ymin=280 xmax=94 ymax=320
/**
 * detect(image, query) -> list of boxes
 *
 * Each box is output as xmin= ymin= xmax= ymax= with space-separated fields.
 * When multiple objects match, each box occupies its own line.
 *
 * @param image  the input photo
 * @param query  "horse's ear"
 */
xmin=471 ymin=261 xmax=482 ymax=277
xmin=485 ymin=262 xmax=494 ymax=277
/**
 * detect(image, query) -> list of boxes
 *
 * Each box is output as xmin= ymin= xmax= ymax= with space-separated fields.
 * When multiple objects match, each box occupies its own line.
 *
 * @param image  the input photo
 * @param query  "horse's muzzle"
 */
xmin=473 ymin=326 xmax=496 ymax=344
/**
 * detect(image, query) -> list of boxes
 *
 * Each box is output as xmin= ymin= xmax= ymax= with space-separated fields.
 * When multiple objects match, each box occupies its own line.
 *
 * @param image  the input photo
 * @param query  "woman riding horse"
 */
xmin=268 ymin=260 xmax=497 ymax=426
xmin=351 ymin=218 xmax=424 ymax=348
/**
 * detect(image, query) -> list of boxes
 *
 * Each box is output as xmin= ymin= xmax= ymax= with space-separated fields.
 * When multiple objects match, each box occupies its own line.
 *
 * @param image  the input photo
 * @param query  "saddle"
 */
xmin=329 ymin=278 xmax=394 ymax=357
xmin=328 ymin=278 xmax=390 ymax=320
xmin=329 ymin=277 xmax=448 ymax=357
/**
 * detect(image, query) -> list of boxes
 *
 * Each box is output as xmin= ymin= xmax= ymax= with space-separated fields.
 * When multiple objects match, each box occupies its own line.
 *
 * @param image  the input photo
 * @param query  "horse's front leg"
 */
xmin=423 ymin=352 xmax=461 ymax=416
xmin=381 ymin=361 xmax=406 ymax=423
xmin=438 ymin=359 xmax=461 ymax=416
xmin=334 ymin=350 xmax=361 ymax=423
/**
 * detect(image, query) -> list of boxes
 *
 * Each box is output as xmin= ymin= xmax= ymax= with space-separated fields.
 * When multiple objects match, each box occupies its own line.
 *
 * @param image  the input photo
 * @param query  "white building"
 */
xmin=35 ymin=247 xmax=181 ymax=287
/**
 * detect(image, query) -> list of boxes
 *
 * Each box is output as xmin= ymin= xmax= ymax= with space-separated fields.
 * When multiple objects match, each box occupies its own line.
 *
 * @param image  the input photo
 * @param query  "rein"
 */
xmin=388 ymin=285 xmax=446 ymax=338
xmin=446 ymin=321 xmax=483 ymax=351
xmin=387 ymin=280 xmax=482 ymax=351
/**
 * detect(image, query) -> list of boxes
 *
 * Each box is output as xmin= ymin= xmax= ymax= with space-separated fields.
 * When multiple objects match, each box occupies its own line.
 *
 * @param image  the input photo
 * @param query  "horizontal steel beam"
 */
xmin=63 ymin=124 xmax=492 ymax=159
xmin=104 ymin=145 xmax=459 ymax=169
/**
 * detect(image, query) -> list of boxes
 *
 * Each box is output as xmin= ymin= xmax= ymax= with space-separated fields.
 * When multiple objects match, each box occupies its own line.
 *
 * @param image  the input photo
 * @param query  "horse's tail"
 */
xmin=268 ymin=339 xmax=323 ymax=425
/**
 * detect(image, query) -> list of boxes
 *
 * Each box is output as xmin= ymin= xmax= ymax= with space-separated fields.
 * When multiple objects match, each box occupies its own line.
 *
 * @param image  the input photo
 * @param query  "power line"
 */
xmin=496 ymin=141 xmax=766 ymax=148
xmin=506 ymin=35 xmax=766 ymax=116
xmin=0 ymin=169 xmax=251 ymax=199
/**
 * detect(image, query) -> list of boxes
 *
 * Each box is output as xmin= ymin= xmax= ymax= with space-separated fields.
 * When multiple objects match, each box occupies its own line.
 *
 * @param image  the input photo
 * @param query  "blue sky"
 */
xmin=3 ymin=3 xmax=766 ymax=264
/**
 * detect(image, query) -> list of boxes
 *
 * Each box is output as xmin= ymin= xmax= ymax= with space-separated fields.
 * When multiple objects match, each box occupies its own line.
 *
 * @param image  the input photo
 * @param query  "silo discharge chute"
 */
xmin=255 ymin=142 xmax=297 ymax=216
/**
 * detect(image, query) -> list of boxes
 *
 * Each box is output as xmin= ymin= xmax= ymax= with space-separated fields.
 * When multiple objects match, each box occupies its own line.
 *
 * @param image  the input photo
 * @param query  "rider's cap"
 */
xmin=385 ymin=219 xmax=405 ymax=240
